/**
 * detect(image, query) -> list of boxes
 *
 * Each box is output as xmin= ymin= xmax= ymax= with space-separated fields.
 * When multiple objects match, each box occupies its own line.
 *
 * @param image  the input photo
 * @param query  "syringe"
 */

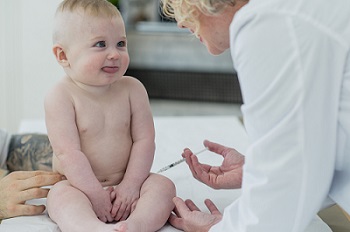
xmin=157 ymin=147 xmax=208 ymax=173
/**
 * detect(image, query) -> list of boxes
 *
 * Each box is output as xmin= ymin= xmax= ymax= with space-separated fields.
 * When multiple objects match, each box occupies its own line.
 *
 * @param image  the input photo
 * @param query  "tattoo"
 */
xmin=6 ymin=134 xmax=53 ymax=172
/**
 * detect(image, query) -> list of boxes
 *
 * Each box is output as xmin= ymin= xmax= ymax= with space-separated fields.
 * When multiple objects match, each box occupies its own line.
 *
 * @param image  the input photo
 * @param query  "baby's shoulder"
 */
xmin=109 ymin=76 xmax=145 ymax=95
xmin=118 ymin=75 xmax=143 ymax=85
xmin=45 ymin=77 xmax=74 ymax=102
xmin=117 ymin=76 xmax=146 ymax=91
xmin=49 ymin=76 xmax=73 ymax=91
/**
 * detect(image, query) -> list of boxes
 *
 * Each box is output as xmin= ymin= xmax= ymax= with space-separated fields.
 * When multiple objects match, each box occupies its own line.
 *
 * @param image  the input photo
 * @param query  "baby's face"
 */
xmin=62 ymin=13 xmax=129 ymax=87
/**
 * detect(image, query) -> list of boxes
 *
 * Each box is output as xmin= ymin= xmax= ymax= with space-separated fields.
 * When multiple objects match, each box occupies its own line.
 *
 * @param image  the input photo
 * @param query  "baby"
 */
xmin=45 ymin=0 xmax=175 ymax=231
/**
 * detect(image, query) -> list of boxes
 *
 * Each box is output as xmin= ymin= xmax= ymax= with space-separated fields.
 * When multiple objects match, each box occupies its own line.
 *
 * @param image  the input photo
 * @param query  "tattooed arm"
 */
xmin=6 ymin=133 xmax=53 ymax=172
xmin=0 ymin=133 xmax=63 ymax=220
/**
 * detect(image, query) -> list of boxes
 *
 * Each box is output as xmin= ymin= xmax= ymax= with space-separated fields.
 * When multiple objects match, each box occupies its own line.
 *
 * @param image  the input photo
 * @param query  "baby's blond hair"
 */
xmin=53 ymin=0 xmax=121 ymax=44
xmin=56 ymin=0 xmax=120 ymax=17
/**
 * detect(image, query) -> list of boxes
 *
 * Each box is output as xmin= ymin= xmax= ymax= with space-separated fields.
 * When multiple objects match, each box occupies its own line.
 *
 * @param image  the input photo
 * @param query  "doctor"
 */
xmin=161 ymin=0 xmax=350 ymax=231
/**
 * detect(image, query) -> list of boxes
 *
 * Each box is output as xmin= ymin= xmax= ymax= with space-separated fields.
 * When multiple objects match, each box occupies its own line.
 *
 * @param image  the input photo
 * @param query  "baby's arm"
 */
xmin=111 ymin=77 xmax=155 ymax=221
xmin=44 ymin=82 xmax=112 ymax=222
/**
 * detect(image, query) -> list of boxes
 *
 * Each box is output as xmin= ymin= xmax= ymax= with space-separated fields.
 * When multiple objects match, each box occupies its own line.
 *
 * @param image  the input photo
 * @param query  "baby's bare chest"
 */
xmin=72 ymin=95 xmax=133 ymax=178
xmin=73 ymin=94 xmax=131 ymax=136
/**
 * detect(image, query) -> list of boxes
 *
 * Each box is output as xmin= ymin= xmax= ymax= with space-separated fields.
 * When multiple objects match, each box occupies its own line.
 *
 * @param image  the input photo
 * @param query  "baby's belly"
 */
xmin=88 ymin=144 xmax=130 ymax=186
xmin=52 ymin=144 xmax=130 ymax=187
xmin=96 ymin=172 xmax=125 ymax=187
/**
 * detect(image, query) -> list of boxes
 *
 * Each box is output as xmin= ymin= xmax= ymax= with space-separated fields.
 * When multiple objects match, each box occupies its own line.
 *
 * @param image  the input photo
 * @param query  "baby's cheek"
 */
xmin=83 ymin=61 xmax=100 ymax=72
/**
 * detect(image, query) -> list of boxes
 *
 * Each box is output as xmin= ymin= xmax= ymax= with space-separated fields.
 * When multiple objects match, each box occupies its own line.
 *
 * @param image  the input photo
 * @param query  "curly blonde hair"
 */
xmin=160 ymin=0 xmax=237 ymax=35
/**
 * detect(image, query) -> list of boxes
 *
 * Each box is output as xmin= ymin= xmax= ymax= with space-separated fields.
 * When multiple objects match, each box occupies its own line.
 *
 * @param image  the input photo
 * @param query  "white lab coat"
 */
xmin=210 ymin=0 xmax=350 ymax=231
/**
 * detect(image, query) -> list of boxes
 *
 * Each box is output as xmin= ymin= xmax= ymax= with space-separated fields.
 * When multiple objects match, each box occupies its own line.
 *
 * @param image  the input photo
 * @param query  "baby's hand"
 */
xmin=89 ymin=188 xmax=113 ymax=222
xmin=111 ymin=183 xmax=140 ymax=221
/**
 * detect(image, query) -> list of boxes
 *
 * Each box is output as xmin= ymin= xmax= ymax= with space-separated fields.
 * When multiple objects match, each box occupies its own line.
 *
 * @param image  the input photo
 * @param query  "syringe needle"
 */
xmin=157 ymin=147 xmax=208 ymax=173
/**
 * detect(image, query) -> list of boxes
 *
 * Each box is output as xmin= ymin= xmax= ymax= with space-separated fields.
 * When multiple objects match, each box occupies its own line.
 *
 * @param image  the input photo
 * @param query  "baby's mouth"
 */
xmin=102 ymin=66 xmax=118 ymax=74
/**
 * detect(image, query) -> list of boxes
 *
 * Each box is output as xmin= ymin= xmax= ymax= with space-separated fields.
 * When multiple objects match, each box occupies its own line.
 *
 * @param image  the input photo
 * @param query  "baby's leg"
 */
xmin=47 ymin=180 xmax=124 ymax=232
xmin=124 ymin=174 xmax=176 ymax=232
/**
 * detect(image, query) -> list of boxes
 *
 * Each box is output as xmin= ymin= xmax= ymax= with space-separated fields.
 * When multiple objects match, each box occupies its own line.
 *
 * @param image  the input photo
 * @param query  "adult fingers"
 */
xmin=168 ymin=197 xmax=189 ymax=230
xmin=183 ymin=150 xmax=197 ymax=175
xmin=185 ymin=148 xmax=211 ymax=174
xmin=21 ymin=172 xmax=64 ymax=190
xmin=5 ymin=171 xmax=43 ymax=180
xmin=172 ymin=201 xmax=181 ymax=217
xmin=204 ymin=140 xmax=241 ymax=160
xmin=168 ymin=212 xmax=184 ymax=230
xmin=18 ymin=188 xmax=50 ymax=203
xmin=190 ymin=154 xmax=208 ymax=173
xmin=184 ymin=199 xmax=200 ymax=211
xmin=204 ymin=199 xmax=221 ymax=215
xmin=7 ymin=204 xmax=46 ymax=218
xmin=173 ymin=197 xmax=191 ymax=215
xmin=8 ymin=171 xmax=59 ymax=181
xmin=203 ymin=140 xmax=229 ymax=157
xmin=189 ymin=155 xmax=210 ymax=180
xmin=182 ymin=148 xmax=193 ymax=158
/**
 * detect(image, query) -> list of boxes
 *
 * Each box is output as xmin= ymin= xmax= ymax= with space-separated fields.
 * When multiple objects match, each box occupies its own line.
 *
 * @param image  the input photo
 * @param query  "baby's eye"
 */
xmin=117 ymin=41 xmax=126 ymax=47
xmin=95 ymin=41 xmax=106 ymax=47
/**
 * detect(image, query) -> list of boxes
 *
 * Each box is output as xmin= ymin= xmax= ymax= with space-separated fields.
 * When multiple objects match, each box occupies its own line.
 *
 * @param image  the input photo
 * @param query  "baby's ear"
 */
xmin=53 ymin=44 xmax=69 ymax=67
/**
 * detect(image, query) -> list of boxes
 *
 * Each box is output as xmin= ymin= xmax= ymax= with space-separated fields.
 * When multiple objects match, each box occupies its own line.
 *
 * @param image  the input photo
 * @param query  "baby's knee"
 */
xmin=148 ymin=173 xmax=176 ymax=196
xmin=46 ymin=180 xmax=71 ymax=215
xmin=161 ymin=176 xmax=176 ymax=196
xmin=47 ymin=180 xmax=71 ymax=201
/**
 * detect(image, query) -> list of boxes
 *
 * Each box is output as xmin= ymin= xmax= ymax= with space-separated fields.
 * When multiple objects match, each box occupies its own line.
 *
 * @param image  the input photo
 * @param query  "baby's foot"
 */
xmin=97 ymin=221 xmax=127 ymax=232
xmin=113 ymin=222 xmax=127 ymax=232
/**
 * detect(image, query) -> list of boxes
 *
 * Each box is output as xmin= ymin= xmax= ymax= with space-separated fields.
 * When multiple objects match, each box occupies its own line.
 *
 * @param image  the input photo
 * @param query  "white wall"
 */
xmin=0 ymin=0 xmax=64 ymax=133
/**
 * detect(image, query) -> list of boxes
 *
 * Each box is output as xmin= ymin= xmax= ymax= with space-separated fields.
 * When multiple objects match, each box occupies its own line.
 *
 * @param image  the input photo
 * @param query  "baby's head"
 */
xmin=52 ymin=0 xmax=129 ymax=86
xmin=53 ymin=0 xmax=121 ymax=46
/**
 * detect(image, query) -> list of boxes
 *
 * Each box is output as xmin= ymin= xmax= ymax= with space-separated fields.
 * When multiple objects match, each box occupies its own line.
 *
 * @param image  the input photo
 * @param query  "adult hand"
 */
xmin=0 ymin=171 xmax=63 ymax=219
xmin=169 ymin=197 xmax=222 ymax=232
xmin=183 ymin=140 xmax=245 ymax=189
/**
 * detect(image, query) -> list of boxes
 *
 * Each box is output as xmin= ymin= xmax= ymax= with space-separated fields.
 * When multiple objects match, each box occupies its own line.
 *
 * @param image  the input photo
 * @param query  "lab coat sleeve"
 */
xmin=210 ymin=10 xmax=345 ymax=231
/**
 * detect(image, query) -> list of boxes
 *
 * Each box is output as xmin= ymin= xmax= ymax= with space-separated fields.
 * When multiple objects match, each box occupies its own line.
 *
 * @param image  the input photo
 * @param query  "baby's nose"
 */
xmin=108 ymin=48 xmax=120 ymax=60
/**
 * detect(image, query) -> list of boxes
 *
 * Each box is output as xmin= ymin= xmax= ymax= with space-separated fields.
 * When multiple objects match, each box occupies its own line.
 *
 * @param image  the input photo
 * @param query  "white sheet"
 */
xmin=0 ymin=116 xmax=331 ymax=232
